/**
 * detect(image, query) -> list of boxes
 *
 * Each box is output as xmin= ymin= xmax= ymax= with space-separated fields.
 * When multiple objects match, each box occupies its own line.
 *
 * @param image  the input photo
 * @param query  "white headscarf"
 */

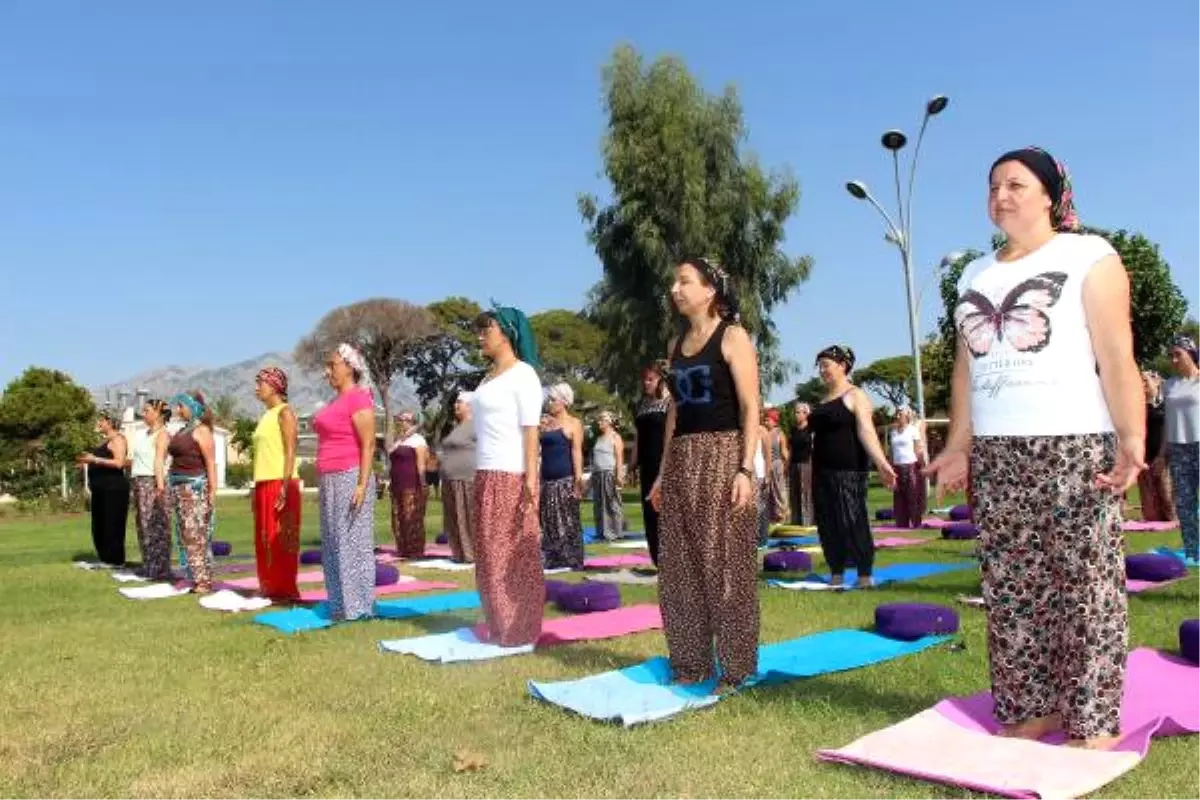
xmin=547 ymin=382 xmax=574 ymax=407
xmin=337 ymin=343 xmax=369 ymax=385
xmin=457 ymin=390 xmax=475 ymax=404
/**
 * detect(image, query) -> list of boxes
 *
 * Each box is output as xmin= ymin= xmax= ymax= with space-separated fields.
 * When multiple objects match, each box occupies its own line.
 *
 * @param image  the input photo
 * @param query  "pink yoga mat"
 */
xmin=874 ymin=523 xmax=940 ymax=534
xmin=1122 ymin=520 xmax=1180 ymax=532
xmin=818 ymin=647 xmax=1199 ymax=798
xmin=473 ymin=604 xmax=662 ymax=647
xmin=376 ymin=544 xmax=454 ymax=558
xmin=297 ymin=580 xmax=457 ymax=603
xmin=584 ymin=554 xmax=654 ymax=569
xmin=220 ymin=570 xmax=325 ymax=590
xmin=1126 ymin=576 xmax=1188 ymax=594
xmin=921 ymin=518 xmax=952 ymax=530
xmin=874 ymin=536 xmax=930 ymax=548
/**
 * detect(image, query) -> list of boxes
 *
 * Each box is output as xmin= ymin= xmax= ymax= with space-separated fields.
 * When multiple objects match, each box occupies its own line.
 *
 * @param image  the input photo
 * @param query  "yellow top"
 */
xmin=252 ymin=403 xmax=299 ymax=482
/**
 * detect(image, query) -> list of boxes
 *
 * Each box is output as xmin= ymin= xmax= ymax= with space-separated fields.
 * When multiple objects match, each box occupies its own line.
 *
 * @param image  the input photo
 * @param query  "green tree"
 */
xmin=792 ymin=376 xmax=826 ymax=406
xmin=401 ymin=297 xmax=486 ymax=443
xmin=0 ymin=367 xmax=96 ymax=499
xmin=231 ymin=417 xmax=257 ymax=460
xmin=530 ymin=310 xmax=604 ymax=383
xmin=579 ymin=45 xmax=813 ymax=398
xmin=929 ymin=248 xmax=985 ymax=411
xmin=856 ymin=356 xmax=915 ymax=409
xmin=209 ymin=395 xmax=239 ymax=429
xmin=296 ymin=298 xmax=437 ymax=446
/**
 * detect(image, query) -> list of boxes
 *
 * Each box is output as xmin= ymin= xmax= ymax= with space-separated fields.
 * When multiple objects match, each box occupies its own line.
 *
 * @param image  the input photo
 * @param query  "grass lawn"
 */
xmin=0 ymin=488 xmax=1196 ymax=798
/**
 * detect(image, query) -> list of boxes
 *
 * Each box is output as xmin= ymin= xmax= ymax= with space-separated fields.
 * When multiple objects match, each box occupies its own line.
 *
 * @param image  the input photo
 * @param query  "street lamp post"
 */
xmin=846 ymin=95 xmax=949 ymax=421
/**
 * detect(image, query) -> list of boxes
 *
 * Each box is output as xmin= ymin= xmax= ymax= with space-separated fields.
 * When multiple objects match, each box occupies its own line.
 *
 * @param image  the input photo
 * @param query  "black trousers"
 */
xmin=813 ymin=469 xmax=874 ymax=577
xmin=91 ymin=484 xmax=130 ymax=565
xmin=638 ymin=463 xmax=661 ymax=566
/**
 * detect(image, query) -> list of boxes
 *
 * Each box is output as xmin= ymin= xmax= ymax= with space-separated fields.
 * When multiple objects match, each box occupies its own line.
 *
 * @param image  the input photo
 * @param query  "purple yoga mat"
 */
xmin=818 ymin=647 xmax=1199 ymax=798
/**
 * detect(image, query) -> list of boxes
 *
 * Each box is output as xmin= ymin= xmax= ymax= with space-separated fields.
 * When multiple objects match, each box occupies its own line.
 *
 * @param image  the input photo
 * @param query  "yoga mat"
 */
xmin=220 ymin=570 xmax=325 ymax=590
xmin=770 ymin=524 xmax=817 ymax=535
xmin=74 ymin=560 xmax=116 ymax=571
xmin=584 ymin=554 xmax=654 ymax=569
xmin=406 ymin=558 xmax=476 ymax=572
xmin=199 ymin=589 xmax=273 ymax=613
xmin=873 ymin=523 xmax=941 ymax=533
xmin=818 ymin=647 xmax=1199 ymax=798
xmin=765 ymin=536 xmax=819 ymax=547
xmin=586 ymin=570 xmax=659 ymax=586
xmin=253 ymin=591 xmax=482 ymax=633
xmin=119 ymin=583 xmax=191 ymax=600
xmin=528 ymin=629 xmax=948 ymax=726
xmin=874 ymin=536 xmax=931 ymax=548
xmin=379 ymin=604 xmax=663 ymax=663
xmin=1126 ymin=576 xmax=1187 ymax=594
xmin=297 ymin=578 xmax=454 ymax=603
xmin=768 ymin=561 xmax=976 ymax=591
xmin=376 ymin=543 xmax=454 ymax=558
xmin=110 ymin=570 xmax=148 ymax=583
xmin=922 ymin=518 xmax=952 ymax=530
xmin=609 ymin=540 xmax=650 ymax=550
xmin=1123 ymin=520 xmax=1180 ymax=532
xmin=1150 ymin=546 xmax=1199 ymax=567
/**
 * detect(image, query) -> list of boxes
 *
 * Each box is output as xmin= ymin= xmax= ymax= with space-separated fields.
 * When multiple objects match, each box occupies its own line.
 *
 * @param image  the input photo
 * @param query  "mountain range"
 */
xmin=92 ymin=352 xmax=419 ymax=418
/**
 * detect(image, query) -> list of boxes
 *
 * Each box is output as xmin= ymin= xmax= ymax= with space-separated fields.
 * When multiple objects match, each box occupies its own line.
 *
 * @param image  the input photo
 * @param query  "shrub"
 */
xmin=225 ymin=463 xmax=254 ymax=489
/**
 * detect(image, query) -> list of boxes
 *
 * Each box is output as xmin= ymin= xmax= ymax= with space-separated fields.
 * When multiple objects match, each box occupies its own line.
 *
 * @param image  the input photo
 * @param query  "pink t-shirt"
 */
xmin=313 ymin=388 xmax=374 ymax=474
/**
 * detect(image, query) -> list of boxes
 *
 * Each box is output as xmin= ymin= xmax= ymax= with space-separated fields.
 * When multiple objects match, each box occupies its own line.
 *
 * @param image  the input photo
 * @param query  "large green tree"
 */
xmin=401 ymin=297 xmax=486 ymax=443
xmin=579 ymin=45 xmax=813 ymax=398
xmin=0 ymin=368 xmax=96 ymax=499
xmin=856 ymin=356 xmax=916 ymax=409
xmin=792 ymin=376 xmax=826 ymax=406
xmin=530 ymin=309 xmax=604 ymax=384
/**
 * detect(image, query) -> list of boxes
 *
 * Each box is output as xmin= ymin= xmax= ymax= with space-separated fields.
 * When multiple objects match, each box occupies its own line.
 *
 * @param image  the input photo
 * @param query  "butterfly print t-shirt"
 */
xmin=955 ymin=233 xmax=1117 ymax=437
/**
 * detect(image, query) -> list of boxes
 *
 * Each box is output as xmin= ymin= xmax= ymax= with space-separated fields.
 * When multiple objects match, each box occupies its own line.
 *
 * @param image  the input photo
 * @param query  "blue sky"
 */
xmin=2 ymin=0 xmax=1196 ymax=401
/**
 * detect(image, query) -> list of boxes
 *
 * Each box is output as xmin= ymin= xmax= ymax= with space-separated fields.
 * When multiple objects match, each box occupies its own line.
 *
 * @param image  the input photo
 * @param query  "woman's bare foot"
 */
xmin=998 ymin=714 xmax=1061 ymax=740
xmin=855 ymin=577 xmax=874 ymax=590
xmin=829 ymin=574 xmax=844 ymax=587
xmin=1065 ymin=735 xmax=1122 ymax=751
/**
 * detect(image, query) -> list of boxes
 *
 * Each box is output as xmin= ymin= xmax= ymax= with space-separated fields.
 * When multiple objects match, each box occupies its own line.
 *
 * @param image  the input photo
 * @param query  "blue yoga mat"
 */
xmin=766 ymin=536 xmax=819 ymax=547
xmin=1151 ymin=546 xmax=1199 ymax=567
xmin=584 ymin=527 xmax=646 ymax=544
xmin=528 ymin=629 xmax=949 ymax=726
xmin=252 ymin=591 xmax=481 ymax=633
xmin=767 ymin=561 xmax=976 ymax=591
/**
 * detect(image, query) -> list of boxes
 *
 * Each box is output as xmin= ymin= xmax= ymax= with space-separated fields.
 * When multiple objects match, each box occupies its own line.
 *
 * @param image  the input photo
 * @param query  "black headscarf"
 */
xmin=816 ymin=344 xmax=856 ymax=373
xmin=990 ymin=146 xmax=1080 ymax=232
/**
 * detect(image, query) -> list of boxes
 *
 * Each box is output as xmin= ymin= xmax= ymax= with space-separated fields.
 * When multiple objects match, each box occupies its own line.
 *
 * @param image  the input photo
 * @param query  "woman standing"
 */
xmin=313 ymin=345 xmax=378 ymax=621
xmin=1136 ymin=371 xmax=1174 ymax=522
xmin=167 ymin=392 xmax=217 ymax=593
xmin=439 ymin=391 xmax=478 ymax=563
xmin=78 ymin=410 xmax=130 ymax=567
xmin=810 ymin=346 xmax=896 ymax=588
xmin=631 ymin=363 xmax=671 ymax=565
xmin=539 ymin=383 xmax=585 ymax=570
xmin=927 ymin=146 xmax=1144 ymax=748
xmin=129 ymin=399 xmax=170 ymax=579
xmin=764 ymin=408 xmax=790 ymax=523
xmin=425 ymin=451 xmax=441 ymax=502
xmin=591 ymin=411 xmax=625 ymax=541
xmin=649 ymin=257 xmax=760 ymax=690
xmin=788 ymin=402 xmax=815 ymax=526
xmin=471 ymin=306 xmax=545 ymax=646
xmin=388 ymin=411 xmax=429 ymax=559
xmin=889 ymin=406 xmax=927 ymax=529
xmin=1164 ymin=336 xmax=1199 ymax=562
xmin=251 ymin=367 xmax=302 ymax=601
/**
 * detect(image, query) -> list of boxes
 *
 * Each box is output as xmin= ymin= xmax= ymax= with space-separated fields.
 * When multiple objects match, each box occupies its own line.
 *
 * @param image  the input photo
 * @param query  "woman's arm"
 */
xmin=1084 ymin=254 xmax=1146 ymax=489
xmin=415 ymin=445 xmax=429 ymax=488
xmin=570 ymin=420 xmax=585 ymax=496
xmin=849 ymin=390 xmax=893 ymax=477
xmin=779 ymin=431 xmax=790 ymax=463
xmin=154 ymin=430 xmax=168 ymax=492
xmin=654 ymin=342 xmax=679 ymax=485
xmin=613 ymin=432 xmax=625 ymax=482
xmin=280 ymin=407 xmax=298 ymax=484
xmin=760 ymin=427 xmax=771 ymax=475
xmin=351 ymin=408 xmax=376 ymax=505
xmin=194 ymin=427 xmax=217 ymax=499
xmin=723 ymin=326 xmax=761 ymax=507
xmin=109 ymin=435 xmax=128 ymax=471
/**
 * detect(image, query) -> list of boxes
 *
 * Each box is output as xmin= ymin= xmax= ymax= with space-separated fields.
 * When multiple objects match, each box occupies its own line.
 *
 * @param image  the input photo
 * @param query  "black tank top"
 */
xmin=87 ymin=441 xmax=128 ymax=491
xmin=809 ymin=393 xmax=868 ymax=472
xmin=668 ymin=322 xmax=740 ymax=435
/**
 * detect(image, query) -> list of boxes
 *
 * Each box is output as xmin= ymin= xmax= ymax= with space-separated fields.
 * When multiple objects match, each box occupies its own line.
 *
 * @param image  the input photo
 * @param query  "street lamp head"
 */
xmin=881 ymin=129 xmax=908 ymax=151
xmin=845 ymin=180 xmax=869 ymax=200
xmin=926 ymin=95 xmax=949 ymax=116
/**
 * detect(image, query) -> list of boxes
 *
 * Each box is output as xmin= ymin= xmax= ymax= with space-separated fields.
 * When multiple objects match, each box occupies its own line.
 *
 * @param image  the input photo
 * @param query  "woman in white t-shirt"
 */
xmin=888 ymin=406 xmax=926 ymax=528
xmin=388 ymin=410 xmax=429 ymax=559
xmin=470 ymin=306 xmax=546 ymax=647
xmin=927 ymin=147 xmax=1144 ymax=749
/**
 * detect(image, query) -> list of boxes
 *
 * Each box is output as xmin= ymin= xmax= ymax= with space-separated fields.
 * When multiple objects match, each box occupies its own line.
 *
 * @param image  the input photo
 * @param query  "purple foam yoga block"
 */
xmin=875 ymin=508 xmax=895 ymax=521
xmin=374 ymin=563 xmax=400 ymax=586
xmin=875 ymin=602 xmax=960 ymax=641
xmin=943 ymin=521 xmax=979 ymax=540
xmin=948 ymin=504 xmax=972 ymax=522
xmin=1180 ymin=619 xmax=1199 ymax=665
xmin=299 ymin=549 xmax=322 ymax=566
xmin=543 ymin=580 xmax=573 ymax=604
xmin=763 ymin=550 xmax=813 ymax=573
xmin=435 ymin=532 xmax=449 ymax=545
xmin=556 ymin=582 xmax=621 ymax=613
xmin=1125 ymin=553 xmax=1187 ymax=583
xmin=211 ymin=540 xmax=232 ymax=557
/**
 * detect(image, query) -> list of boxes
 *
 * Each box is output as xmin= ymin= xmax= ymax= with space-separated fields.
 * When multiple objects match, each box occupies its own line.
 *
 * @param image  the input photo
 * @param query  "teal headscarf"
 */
xmin=490 ymin=304 xmax=541 ymax=369
xmin=169 ymin=392 xmax=205 ymax=423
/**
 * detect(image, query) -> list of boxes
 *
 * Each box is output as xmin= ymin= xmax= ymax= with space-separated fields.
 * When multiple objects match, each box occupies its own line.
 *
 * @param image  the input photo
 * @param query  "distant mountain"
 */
xmin=93 ymin=351 xmax=418 ymax=418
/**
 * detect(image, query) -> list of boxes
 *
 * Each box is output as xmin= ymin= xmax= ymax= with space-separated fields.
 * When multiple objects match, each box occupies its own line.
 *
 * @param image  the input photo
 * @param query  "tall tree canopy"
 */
xmin=0 ymin=367 xmax=96 ymax=499
xmin=856 ymin=356 xmax=916 ymax=410
xmin=530 ymin=310 xmax=604 ymax=384
xmin=296 ymin=298 xmax=437 ymax=445
xmin=401 ymin=297 xmax=485 ymax=443
xmin=579 ymin=44 xmax=813 ymax=397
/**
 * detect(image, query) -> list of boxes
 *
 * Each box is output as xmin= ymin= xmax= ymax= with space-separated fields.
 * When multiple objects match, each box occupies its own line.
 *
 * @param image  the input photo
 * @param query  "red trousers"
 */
xmin=254 ymin=479 xmax=302 ymax=600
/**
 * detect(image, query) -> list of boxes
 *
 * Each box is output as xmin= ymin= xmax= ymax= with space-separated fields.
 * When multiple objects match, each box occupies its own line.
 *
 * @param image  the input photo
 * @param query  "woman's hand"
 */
xmin=274 ymin=485 xmax=288 ymax=513
xmin=647 ymin=477 xmax=663 ymax=512
xmin=876 ymin=460 xmax=898 ymax=491
xmin=924 ymin=447 xmax=968 ymax=502
xmin=730 ymin=471 xmax=754 ymax=509
xmin=1095 ymin=437 xmax=1146 ymax=494
xmin=352 ymin=483 xmax=366 ymax=509
xmin=523 ymin=474 xmax=539 ymax=511
xmin=573 ymin=476 xmax=584 ymax=500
